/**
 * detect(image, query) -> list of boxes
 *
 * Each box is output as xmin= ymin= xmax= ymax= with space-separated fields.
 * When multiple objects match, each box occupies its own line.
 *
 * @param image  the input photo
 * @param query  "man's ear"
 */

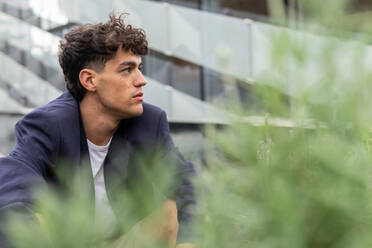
xmin=79 ymin=68 xmax=97 ymax=92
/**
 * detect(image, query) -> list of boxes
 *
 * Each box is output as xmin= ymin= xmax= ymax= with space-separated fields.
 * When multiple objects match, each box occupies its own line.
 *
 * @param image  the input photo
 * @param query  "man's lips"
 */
xmin=133 ymin=92 xmax=144 ymax=101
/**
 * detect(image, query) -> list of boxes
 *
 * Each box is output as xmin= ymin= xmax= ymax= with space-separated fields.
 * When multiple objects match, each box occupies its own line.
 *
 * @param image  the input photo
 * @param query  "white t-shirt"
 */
xmin=87 ymin=138 xmax=116 ymax=232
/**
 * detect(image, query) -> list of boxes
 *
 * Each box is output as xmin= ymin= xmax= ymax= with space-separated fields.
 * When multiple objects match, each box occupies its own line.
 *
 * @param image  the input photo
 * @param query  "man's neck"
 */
xmin=80 ymin=94 xmax=119 ymax=146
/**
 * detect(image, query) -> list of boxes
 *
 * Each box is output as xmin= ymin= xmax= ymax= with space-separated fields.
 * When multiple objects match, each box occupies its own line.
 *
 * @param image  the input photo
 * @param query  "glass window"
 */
xmin=218 ymin=0 xmax=269 ymax=18
xmin=143 ymin=50 xmax=172 ymax=86
xmin=170 ymin=0 xmax=199 ymax=9
xmin=203 ymin=67 xmax=225 ymax=102
xmin=170 ymin=57 xmax=201 ymax=99
xmin=143 ymin=51 xmax=203 ymax=100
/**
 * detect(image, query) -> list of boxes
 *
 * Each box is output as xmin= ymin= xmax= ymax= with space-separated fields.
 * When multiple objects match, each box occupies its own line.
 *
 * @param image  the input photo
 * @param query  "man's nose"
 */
xmin=135 ymin=71 xmax=147 ymax=87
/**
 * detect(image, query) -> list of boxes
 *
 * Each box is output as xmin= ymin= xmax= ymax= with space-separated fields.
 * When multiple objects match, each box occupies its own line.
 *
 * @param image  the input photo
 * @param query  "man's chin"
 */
xmin=135 ymin=104 xmax=144 ymax=116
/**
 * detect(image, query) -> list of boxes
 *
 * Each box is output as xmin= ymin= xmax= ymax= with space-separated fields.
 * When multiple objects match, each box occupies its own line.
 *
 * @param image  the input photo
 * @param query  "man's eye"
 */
xmin=139 ymin=66 xmax=143 ymax=71
xmin=122 ymin=68 xmax=131 ymax=73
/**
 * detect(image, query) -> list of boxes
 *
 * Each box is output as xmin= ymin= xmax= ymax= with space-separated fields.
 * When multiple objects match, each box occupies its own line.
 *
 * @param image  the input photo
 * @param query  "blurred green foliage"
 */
xmin=193 ymin=0 xmax=372 ymax=247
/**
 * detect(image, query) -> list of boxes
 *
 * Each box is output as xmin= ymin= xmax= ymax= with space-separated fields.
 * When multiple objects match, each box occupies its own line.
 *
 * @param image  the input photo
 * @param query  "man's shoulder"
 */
xmin=22 ymin=91 xmax=78 ymax=121
xmin=142 ymin=102 xmax=165 ymax=116
xmin=35 ymin=91 xmax=77 ymax=114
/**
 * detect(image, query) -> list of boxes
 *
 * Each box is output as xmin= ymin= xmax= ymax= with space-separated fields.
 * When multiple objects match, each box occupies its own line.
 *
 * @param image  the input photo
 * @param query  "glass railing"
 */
xmin=0 ymin=87 xmax=29 ymax=114
xmin=0 ymin=12 xmax=60 ymax=68
xmin=3 ymin=0 xmax=366 ymax=123
xmin=0 ymin=50 xmax=61 ymax=106
xmin=143 ymin=76 xmax=230 ymax=124
xmin=0 ymin=0 xmax=67 ymax=30
xmin=56 ymin=0 xmax=372 ymax=99
xmin=4 ymin=0 xmax=370 ymax=96
xmin=57 ymin=0 xmax=254 ymax=82
xmin=0 ymin=9 xmax=229 ymax=124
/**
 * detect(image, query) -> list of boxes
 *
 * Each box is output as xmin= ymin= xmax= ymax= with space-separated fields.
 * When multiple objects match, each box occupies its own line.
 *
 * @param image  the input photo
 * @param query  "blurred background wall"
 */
xmin=0 ymin=0 xmax=371 ymax=159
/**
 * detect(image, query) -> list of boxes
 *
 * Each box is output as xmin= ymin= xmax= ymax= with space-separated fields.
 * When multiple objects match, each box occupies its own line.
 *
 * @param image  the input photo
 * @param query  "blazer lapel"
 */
xmin=78 ymin=107 xmax=95 ymax=201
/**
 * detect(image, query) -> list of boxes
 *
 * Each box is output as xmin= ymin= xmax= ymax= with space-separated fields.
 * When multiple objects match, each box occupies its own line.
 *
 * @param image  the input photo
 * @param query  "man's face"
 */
xmin=94 ymin=48 xmax=147 ymax=120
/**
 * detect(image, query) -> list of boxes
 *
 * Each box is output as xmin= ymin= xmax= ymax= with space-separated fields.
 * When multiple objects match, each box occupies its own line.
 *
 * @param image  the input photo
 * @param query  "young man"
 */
xmin=0 ymin=15 xmax=194 ymax=247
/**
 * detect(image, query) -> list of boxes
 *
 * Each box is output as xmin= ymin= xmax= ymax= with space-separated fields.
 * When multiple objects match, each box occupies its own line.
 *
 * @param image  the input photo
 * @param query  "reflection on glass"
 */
xmin=203 ymin=67 xmax=225 ymax=102
xmin=169 ymin=0 xmax=199 ymax=9
xmin=171 ymin=57 xmax=201 ymax=99
xmin=161 ymin=0 xmax=272 ymax=21
xmin=143 ymin=51 xmax=172 ymax=86
xmin=217 ymin=0 xmax=269 ymax=18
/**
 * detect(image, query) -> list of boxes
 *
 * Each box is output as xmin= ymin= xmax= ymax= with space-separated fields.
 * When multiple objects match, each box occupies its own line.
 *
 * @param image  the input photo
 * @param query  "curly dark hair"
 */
xmin=58 ymin=14 xmax=148 ymax=101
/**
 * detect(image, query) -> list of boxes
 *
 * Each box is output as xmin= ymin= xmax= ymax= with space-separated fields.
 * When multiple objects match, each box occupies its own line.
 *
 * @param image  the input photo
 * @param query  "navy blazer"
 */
xmin=0 ymin=91 xmax=195 ymax=244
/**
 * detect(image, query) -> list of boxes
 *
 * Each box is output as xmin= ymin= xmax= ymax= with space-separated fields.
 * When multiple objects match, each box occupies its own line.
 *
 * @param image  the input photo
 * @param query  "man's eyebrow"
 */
xmin=119 ymin=61 xmax=142 ymax=67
